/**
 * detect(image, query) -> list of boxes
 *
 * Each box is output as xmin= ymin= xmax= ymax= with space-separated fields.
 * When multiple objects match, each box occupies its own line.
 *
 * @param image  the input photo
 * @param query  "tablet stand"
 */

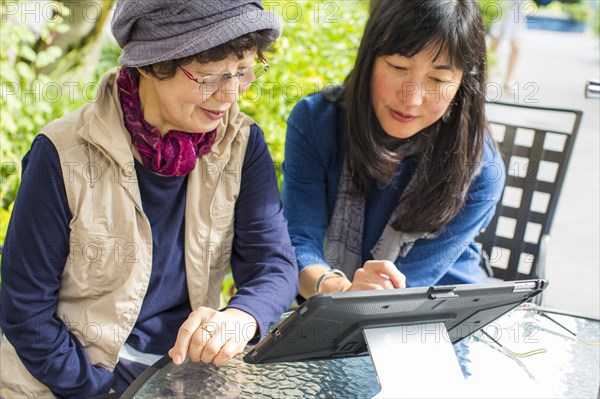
xmin=363 ymin=322 xmax=466 ymax=398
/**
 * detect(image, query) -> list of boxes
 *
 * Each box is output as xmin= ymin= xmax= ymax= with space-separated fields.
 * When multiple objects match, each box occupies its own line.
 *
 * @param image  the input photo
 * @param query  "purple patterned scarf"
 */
xmin=116 ymin=67 xmax=216 ymax=176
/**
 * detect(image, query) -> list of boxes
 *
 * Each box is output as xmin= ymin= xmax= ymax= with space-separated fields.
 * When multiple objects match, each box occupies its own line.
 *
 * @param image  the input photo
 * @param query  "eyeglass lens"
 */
xmin=203 ymin=64 xmax=269 ymax=86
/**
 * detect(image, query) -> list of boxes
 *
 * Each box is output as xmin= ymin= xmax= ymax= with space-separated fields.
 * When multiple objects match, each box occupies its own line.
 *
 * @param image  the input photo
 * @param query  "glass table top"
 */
xmin=123 ymin=305 xmax=599 ymax=399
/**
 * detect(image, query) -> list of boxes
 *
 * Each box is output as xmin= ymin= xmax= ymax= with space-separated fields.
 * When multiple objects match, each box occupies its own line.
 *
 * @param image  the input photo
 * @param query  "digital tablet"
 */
xmin=244 ymin=279 xmax=548 ymax=364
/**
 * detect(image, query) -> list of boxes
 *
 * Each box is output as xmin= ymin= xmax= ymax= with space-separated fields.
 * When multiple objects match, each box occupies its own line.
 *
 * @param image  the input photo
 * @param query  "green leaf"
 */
xmin=54 ymin=23 xmax=71 ymax=34
xmin=46 ymin=46 xmax=63 ymax=59
xmin=19 ymin=46 xmax=37 ymax=62
xmin=35 ymin=46 xmax=63 ymax=68
xmin=15 ymin=61 xmax=36 ymax=81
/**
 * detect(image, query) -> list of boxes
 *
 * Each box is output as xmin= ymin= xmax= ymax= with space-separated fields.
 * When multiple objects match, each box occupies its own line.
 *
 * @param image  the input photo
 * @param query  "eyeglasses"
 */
xmin=179 ymin=56 xmax=269 ymax=94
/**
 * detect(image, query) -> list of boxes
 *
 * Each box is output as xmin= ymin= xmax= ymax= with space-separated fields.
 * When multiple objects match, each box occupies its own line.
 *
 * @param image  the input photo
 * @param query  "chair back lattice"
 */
xmin=477 ymin=101 xmax=582 ymax=281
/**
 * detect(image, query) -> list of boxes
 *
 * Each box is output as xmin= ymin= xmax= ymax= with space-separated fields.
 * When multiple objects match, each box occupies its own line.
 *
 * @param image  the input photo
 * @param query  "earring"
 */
xmin=442 ymin=104 xmax=454 ymax=124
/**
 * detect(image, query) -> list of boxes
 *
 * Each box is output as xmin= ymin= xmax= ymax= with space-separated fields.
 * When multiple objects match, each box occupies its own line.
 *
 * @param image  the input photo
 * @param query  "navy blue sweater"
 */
xmin=0 ymin=124 xmax=298 ymax=398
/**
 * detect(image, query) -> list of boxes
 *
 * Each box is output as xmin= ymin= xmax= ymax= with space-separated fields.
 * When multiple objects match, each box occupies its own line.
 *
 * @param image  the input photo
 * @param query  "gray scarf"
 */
xmin=324 ymin=141 xmax=438 ymax=277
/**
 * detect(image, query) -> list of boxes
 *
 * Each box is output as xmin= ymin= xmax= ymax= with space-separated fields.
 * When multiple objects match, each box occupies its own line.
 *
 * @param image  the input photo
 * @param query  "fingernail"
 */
xmin=174 ymin=355 xmax=182 ymax=364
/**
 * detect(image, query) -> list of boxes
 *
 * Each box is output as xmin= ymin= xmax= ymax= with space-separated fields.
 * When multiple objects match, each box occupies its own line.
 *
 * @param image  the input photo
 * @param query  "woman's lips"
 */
xmin=201 ymin=108 xmax=225 ymax=121
xmin=390 ymin=108 xmax=416 ymax=123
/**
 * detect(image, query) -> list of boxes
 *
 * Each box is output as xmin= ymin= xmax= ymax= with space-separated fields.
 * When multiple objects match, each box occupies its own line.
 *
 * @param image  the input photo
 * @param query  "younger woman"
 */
xmin=282 ymin=0 xmax=505 ymax=299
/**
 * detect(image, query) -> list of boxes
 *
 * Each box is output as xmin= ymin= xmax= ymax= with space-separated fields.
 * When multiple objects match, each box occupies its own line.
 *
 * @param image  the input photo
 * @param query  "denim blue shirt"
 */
xmin=282 ymin=92 xmax=506 ymax=286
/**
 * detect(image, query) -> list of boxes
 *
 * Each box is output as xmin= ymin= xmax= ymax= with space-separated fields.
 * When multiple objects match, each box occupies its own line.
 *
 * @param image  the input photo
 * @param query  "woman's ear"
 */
xmin=136 ymin=67 xmax=151 ymax=79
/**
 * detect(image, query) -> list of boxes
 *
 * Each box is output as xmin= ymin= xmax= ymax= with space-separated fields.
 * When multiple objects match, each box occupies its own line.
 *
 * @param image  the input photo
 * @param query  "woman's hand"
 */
xmin=300 ymin=260 xmax=407 ymax=298
xmin=168 ymin=307 xmax=257 ymax=366
xmin=348 ymin=260 xmax=406 ymax=291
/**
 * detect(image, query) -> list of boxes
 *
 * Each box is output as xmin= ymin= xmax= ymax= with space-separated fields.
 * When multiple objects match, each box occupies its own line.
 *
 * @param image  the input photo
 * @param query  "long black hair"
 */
xmin=341 ymin=0 xmax=488 ymax=234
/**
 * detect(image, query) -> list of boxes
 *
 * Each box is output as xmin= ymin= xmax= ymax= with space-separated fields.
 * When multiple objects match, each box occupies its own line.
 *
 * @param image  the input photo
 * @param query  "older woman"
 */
xmin=0 ymin=1 xmax=298 ymax=397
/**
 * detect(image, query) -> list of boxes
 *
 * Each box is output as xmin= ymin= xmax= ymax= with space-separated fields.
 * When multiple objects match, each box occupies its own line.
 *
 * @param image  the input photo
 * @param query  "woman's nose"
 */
xmin=214 ymin=78 xmax=240 ymax=104
xmin=400 ymin=81 xmax=425 ymax=106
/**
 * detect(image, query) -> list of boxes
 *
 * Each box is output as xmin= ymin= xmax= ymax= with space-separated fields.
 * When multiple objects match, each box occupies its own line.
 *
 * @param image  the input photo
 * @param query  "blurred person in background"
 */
xmin=489 ymin=0 xmax=529 ymax=89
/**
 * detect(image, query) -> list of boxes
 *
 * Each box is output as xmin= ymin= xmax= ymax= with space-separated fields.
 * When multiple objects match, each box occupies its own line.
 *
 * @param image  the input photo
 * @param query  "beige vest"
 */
xmin=0 ymin=68 xmax=253 ymax=398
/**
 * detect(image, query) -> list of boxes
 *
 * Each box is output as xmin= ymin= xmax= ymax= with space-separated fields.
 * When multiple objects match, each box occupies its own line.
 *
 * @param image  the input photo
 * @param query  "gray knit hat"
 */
xmin=111 ymin=0 xmax=282 ymax=67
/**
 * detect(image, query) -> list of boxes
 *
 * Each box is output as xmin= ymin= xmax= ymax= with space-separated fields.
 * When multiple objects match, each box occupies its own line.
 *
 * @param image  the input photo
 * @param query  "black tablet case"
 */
xmin=244 ymin=280 xmax=548 ymax=364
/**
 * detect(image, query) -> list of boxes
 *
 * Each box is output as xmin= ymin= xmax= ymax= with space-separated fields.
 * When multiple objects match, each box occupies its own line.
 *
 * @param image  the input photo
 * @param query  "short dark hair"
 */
xmin=137 ymin=29 xmax=278 ymax=80
xmin=340 ymin=0 xmax=488 ymax=234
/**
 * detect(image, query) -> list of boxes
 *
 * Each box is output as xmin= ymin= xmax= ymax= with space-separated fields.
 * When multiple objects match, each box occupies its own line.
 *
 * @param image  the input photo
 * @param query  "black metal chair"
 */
xmin=476 ymin=101 xmax=583 ymax=288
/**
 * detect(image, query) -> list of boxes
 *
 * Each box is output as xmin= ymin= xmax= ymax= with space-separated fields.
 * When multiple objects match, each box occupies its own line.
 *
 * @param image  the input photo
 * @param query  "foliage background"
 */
xmin=242 ymin=0 xmax=368 ymax=185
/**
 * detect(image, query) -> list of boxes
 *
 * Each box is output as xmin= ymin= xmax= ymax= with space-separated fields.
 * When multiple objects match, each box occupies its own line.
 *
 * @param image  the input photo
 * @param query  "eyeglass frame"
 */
xmin=179 ymin=55 xmax=269 ymax=93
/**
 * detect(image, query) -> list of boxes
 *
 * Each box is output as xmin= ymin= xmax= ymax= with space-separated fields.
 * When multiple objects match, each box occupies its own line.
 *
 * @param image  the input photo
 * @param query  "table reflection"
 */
xmin=122 ymin=305 xmax=599 ymax=399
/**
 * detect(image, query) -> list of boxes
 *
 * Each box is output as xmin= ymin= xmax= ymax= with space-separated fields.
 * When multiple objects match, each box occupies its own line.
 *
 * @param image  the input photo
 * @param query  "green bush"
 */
xmin=241 ymin=0 xmax=369 ymax=186
xmin=2 ymin=2 xmax=64 ymax=210
xmin=1 ymin=1 xmax=101 ymax=211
